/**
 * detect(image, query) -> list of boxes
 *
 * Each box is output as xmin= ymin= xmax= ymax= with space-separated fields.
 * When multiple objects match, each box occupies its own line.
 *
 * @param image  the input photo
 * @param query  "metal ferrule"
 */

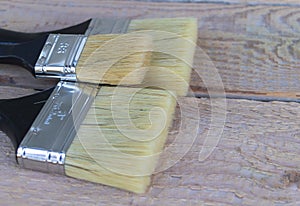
xmin=34 ymin=34 xmax=87 ymax=81
xmin=85 ymin=18 xmax=131 ymax=35
xmin=17 ymin=81 xmax=97 ymax=174
xmin=34 ymin=19 xmax=131 ymax=81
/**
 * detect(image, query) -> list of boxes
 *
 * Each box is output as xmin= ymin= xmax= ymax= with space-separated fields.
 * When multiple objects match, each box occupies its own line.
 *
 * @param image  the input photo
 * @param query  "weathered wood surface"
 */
xmin=2 ymin=1 xmax=300 ymax=99
xmin=0 ymin=0 xmax=300 ymax=205
xmin=0 ymin=91 xmax=299 ymax=205
xmin=135 ymin=0 xmax=300 ymax=6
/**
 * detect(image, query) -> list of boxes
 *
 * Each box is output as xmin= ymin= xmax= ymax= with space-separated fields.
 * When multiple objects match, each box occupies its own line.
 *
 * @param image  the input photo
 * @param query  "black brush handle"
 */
xmin=0 ymin=35 xmax=48 ymax=76
xmin=0 ymin=19 xmax=91 ymax=44
xmin=0 ymin=88 xmax=54 ymax=151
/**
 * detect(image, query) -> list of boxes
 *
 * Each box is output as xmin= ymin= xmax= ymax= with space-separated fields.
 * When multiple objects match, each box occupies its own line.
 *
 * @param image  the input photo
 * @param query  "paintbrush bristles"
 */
xmin=76 ymin=34 xmax=152 ymax=85
xmin=65 ymin=87 xmax=176 ymax=193
xmin=64 ymin=18 xmax=197 ymax=193
xmin=128 ymin=18 xmax=198 ymax=96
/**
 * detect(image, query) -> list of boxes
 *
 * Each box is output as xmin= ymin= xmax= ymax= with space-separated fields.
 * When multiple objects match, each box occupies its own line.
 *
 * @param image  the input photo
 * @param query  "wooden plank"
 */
xmin=2 ymin=1 xmax=300 ymax=37
xmin=1 ymin=1 xmax=300 ymax=99
xmin=0 ymin=86 xmax=37 ymax=99
xmin=0 ymin=65 xmax=57 ymax=91
xmin=0 ymin=89 xmax=299 ymax=205
xmin=191 ymin=33 xmax=300 ymax=96
xmin=0 ymin=1 xmax=299 ymax=205
xmin=135 ymin=0 xmax=300 ymax=7
xmin=199 ymin=0 xmax=300 ymax=6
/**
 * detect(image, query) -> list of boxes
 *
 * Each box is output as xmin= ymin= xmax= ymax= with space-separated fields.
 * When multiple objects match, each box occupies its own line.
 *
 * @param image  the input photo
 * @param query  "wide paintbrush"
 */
xmin=0 ymin=82 xmax=176 ymax=193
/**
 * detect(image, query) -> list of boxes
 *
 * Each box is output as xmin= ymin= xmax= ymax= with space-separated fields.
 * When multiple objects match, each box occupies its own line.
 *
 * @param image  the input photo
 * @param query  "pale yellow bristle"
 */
xmin=76 ymin=34 xmax=152 ymax=85
xmin=65 ymin=18 xmax=197 ymax=193
xmin=65 ymin=86 xmax=176 ymax=193
xmin=128 ymin=18 xmax=198 ymax=96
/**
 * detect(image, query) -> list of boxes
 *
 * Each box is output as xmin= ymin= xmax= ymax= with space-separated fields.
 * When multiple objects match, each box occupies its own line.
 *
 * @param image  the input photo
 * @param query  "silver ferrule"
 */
xmin=85 ymin=18 xmax=131 ymax=35
xmin=34 ymin=34 xmax=87 ymax=81
xmin=17 ymin=81 xmax=97 ymax=174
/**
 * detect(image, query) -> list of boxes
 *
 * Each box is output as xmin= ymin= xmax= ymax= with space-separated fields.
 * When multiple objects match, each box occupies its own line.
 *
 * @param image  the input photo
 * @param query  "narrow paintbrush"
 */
xmin=0 ymin=81 xmax=176 ymax=193
xmin=0 ymin=17 xmax=198 ymax=95
xmin=0 ymin=33 xmax=151 ymax=84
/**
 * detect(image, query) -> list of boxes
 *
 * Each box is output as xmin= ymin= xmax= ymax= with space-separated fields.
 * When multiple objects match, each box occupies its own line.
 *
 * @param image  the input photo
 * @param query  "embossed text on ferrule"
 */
xmin=57 ymin=42 xmax=70 ymax=54
xmin=34 ymin=34 xmax=87 ymax=80
xmin=44 ymin=101 xmax=67 ymax=125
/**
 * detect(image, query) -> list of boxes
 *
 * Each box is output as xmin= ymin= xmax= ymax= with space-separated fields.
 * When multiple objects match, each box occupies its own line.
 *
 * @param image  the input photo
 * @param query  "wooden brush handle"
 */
xmin=0 ymin=19 xmax=91 ymax=44
xmin=0 ymin=35 xmax=48 ymax=76
xmin=0 ymin=88 xmax=54 ymax=150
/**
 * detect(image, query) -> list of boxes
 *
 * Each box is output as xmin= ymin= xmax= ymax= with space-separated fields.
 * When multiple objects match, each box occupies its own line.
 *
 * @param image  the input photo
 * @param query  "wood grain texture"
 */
xmin=1 ymin=1 xmax=300 ymax=98
xmin=0 ymin=64 xmax=57 ymax=91
xmin=132 ymin=0 xmax=300 ymax=6
xmin=0 ymin=89 xmax=299 ymax=205
xmin=0 ymin=1 xmax=300 ymax=205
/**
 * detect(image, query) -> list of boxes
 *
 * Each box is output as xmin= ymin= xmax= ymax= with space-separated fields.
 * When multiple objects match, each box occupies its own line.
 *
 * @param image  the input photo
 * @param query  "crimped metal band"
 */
xmin=17 ymin=81 xmax=97 ymax=174
xmin=34 ymin=34 xmax=87 ymax=80
xmin=34 ymin=19 xmax=131 ymax=81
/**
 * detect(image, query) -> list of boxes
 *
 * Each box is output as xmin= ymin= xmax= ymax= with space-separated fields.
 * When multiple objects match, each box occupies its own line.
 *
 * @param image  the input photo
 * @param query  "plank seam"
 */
xmin=194 ymin=93 xmax=300 ymax=103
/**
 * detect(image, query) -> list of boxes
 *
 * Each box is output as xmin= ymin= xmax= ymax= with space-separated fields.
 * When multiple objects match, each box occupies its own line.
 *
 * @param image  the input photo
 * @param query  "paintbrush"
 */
xmin=0 ymin=17 xmax=198 ymax=193
xmin=0 ymin=32 xmax=152 ymax=84
xmin=0 ymin=81 xmax=176 ymax=193
xmin=0 ymin=17 xmax=198 ymax=95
